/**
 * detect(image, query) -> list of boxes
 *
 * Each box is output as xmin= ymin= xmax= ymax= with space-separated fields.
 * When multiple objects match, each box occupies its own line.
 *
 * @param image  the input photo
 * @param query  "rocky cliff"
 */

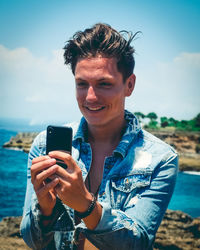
xmin=0 ymin=210 xmax=199 ymax=250
xmin=154 ymin=210 xmax=200 ymax=250
xmin=3 ymin=132 xmax=39 ymax=153
xmin=149 ymin=130 xmax=200 ymax=172
xmin=149 ymin=130 xmax=200 ymax=155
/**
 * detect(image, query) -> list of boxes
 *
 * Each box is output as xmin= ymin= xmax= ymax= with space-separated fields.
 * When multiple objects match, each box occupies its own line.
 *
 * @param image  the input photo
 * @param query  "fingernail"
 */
xmin=52 ymin=165 xmax=58 ymax=170
xmin=47 ymin=158 xmax=56 ymax=164
xmin=53 ymin=178 xmax=59 ymax=183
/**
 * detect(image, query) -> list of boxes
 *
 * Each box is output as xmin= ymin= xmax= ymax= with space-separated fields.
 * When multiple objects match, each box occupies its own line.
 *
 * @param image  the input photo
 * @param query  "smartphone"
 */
xmin=46 ymin=125 xmax=72 ymax=169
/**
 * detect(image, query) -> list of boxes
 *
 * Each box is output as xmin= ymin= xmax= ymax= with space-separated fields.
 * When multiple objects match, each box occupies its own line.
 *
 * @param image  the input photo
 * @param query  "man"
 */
xmin=20 ymin=23 xmax=178 ymax=249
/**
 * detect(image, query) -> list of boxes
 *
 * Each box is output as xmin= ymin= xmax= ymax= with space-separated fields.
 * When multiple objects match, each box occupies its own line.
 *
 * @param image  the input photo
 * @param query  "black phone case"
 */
xmin=46 ymin=125 xmax=72 ymax=169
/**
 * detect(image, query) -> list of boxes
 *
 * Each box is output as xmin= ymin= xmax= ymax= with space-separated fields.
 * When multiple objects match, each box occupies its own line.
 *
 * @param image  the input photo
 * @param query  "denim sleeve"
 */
xmin=20 ymin=133 xmax=63 ymax=249
xmin=84 ymin=153 xmax=178 ymax=250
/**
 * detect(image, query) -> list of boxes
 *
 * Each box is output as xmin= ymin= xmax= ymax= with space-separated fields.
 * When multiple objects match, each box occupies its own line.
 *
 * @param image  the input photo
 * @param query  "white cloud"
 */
xmin=0 ymin=44 xmax=81 ymax=123
xmin=127 ymin=52 xmax=200 ymax=120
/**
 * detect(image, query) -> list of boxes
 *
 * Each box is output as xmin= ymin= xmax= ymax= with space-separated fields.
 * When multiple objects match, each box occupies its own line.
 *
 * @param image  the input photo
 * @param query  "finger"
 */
xmin=31 ymin=158 xmax=56 ymax=184
xmin=48 ymin=151 xmax=77 ymax=171
xmin=32 ymin=155 xmax=51 ymax=165
xmin=31 ymin=158 xmax=56 ymax=183
xmin=53 ymin=165 xmax=83 ymax=189
xmin=44 ymin=173 xmax=58 ymax=183
xmin=54 ymin=178 xmax=70 ymax=194
xmin=54 ymin=165 xmax=71 ymax=179
xmin=34 ymin=165 xmax=59 ymax=190
xmin=37 ymin=178 xmax=59 ymax=200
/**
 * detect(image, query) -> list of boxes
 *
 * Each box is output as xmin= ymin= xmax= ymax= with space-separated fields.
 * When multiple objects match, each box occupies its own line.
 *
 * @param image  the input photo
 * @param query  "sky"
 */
xmin=0 ymin=0 xmax=200 ymax=125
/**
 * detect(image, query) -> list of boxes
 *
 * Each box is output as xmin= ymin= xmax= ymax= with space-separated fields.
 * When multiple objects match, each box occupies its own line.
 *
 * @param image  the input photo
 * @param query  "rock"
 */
xmin=0 ymin=216 xmax=22 ymax=237
xmin=149 ymin=130 xmax=200 ymax=155
xmin=0 ymin=237 xmax=29 ymax=250
xmin=0 ymin=210 xmax=199 ymax=249
xmin=0 ymin=216 xmax=30 ymax=249
xmin=154 ymin=210 xmax=200 ymax=250
xmin=147 ymin=130 xmax=200 ymax=172
xmin=178 ymin=155 xmax=200 ymax=171
xmin=3 ymin=132 xmax=39 ymax=153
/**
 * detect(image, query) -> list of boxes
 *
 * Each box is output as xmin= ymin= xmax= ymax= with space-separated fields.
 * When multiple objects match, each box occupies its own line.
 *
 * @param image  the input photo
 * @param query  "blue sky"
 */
xmin=0 ymin=0 xmax=200 ymax=125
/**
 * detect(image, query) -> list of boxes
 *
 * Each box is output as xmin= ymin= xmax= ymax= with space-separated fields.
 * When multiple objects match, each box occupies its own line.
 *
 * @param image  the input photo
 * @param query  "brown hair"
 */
xmin=63 ymin=23 xmax=140 ymax=81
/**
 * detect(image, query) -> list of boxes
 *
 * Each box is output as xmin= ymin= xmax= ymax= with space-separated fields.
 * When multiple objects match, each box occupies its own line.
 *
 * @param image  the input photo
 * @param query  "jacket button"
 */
xmin=125 ymin=182 xmax=131 ymax=190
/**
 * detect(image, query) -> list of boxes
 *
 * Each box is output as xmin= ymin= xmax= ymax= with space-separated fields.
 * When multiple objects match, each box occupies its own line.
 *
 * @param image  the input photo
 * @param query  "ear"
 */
xmin=125 ymin=74 xmax=136 ymax=97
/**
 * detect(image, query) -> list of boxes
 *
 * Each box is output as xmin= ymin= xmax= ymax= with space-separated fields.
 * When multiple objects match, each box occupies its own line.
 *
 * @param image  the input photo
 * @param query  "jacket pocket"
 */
xmin=110 ymin=170 xmax=152 ymax=209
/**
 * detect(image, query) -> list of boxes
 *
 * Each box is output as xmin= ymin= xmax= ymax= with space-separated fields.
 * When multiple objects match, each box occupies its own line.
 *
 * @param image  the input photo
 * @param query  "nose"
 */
xmin=86 ymin=86 xmax=98 ymax=102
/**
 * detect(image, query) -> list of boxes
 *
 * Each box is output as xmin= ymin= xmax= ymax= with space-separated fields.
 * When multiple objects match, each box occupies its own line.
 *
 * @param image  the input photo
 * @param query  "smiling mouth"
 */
xmin=85 ymin=106 xmax=105 ymax=111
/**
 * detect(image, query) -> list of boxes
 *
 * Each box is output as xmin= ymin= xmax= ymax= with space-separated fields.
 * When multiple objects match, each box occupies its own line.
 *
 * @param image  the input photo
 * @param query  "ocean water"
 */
xmin=168 ymin=171 xmax=200 ymax=217
xmin=0 ymin=129 xmax=27 ymax=220
xmin=0 ymin=129 xmax=200 ymax=221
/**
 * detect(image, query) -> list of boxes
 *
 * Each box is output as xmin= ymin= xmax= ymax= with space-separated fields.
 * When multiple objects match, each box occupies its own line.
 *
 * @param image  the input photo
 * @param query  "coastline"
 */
xmin=183 ymin=171 xmax=200 ymax=175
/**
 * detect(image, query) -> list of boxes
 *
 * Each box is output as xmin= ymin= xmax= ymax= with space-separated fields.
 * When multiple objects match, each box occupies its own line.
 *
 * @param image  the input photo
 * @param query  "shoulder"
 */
xmin=138 ymin=129 xmax=177 ymax=154
xmin=132 ymin=129 xmax=178 ymax=172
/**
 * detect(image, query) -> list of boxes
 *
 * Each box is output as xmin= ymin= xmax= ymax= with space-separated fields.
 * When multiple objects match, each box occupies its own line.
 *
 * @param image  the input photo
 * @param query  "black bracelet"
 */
xmin=74 ymin=193 xmax=97 ymax=219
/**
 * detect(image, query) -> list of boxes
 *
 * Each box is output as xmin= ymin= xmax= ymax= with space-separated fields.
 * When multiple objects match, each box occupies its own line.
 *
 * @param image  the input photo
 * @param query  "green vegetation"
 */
xmin=134 ymin=112 xmax=200 ymax=131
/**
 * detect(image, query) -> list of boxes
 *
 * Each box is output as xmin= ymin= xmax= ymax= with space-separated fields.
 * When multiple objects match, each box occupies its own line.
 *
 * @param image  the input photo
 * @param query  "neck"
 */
xmin=88 ymin=116 xmax=126 ymax=145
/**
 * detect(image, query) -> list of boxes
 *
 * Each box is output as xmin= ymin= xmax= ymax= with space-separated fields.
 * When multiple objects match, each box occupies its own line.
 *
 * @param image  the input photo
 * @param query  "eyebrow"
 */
xmin=75 ymin=77 xmax=114 ymax=82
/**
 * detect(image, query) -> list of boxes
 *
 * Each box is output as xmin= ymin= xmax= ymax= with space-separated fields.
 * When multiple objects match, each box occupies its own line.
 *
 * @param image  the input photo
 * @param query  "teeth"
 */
xmin=87 ymin=106 xmax=104 ymax=111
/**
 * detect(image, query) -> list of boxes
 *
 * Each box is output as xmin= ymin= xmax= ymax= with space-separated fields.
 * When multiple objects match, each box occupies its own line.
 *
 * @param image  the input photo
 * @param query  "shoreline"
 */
xmin=183 ymin=171 xmax=200 ymax=175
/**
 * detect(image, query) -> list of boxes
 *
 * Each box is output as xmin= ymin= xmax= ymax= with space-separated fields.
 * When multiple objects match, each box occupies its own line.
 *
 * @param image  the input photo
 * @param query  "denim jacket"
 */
xmin=20 ymin=110 xmax=178 ymax=250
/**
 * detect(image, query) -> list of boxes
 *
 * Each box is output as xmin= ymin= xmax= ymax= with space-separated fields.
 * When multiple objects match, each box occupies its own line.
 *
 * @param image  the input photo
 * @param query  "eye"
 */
xmin=76 ymin=82 xmax=88 ymax=88
xmin=99 ymin=82 xmax=112 ymax=88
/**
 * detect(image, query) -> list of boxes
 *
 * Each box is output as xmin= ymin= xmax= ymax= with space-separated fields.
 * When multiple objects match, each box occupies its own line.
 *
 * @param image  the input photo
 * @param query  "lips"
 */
xmin=85 ymin=106 xmax=105 ymax=111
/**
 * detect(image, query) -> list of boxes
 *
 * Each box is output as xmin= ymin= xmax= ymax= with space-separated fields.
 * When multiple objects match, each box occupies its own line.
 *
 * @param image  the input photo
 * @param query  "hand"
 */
xmin=48 ymin=151 xmax=92 ymax=213
xmin=31 ymin=155 xmax=59 ymax=216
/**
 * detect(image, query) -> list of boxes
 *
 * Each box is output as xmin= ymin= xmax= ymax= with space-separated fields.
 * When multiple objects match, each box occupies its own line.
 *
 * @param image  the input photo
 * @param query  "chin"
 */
xmin=86 ymin=118 xmax=104 ymax=126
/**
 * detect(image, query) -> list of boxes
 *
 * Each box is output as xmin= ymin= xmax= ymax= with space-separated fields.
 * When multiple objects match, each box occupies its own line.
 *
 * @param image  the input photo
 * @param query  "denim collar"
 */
xmin=74 ymin=116 xmax=88 ymax=142
xmin=74 ymin=110 xmax=141 ymax=158
xmin=114 ymin=110 xmax=141 ymax=158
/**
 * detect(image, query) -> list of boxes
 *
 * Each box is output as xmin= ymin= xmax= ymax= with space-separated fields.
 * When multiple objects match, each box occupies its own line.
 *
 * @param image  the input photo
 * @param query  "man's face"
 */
xmin=75 ymin=56 xmax=135 ymax=129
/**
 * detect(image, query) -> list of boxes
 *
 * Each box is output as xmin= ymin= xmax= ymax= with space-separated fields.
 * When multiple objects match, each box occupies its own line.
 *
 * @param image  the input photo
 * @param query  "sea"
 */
xmin=0 ymin=119 xmax=200 ymax=221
